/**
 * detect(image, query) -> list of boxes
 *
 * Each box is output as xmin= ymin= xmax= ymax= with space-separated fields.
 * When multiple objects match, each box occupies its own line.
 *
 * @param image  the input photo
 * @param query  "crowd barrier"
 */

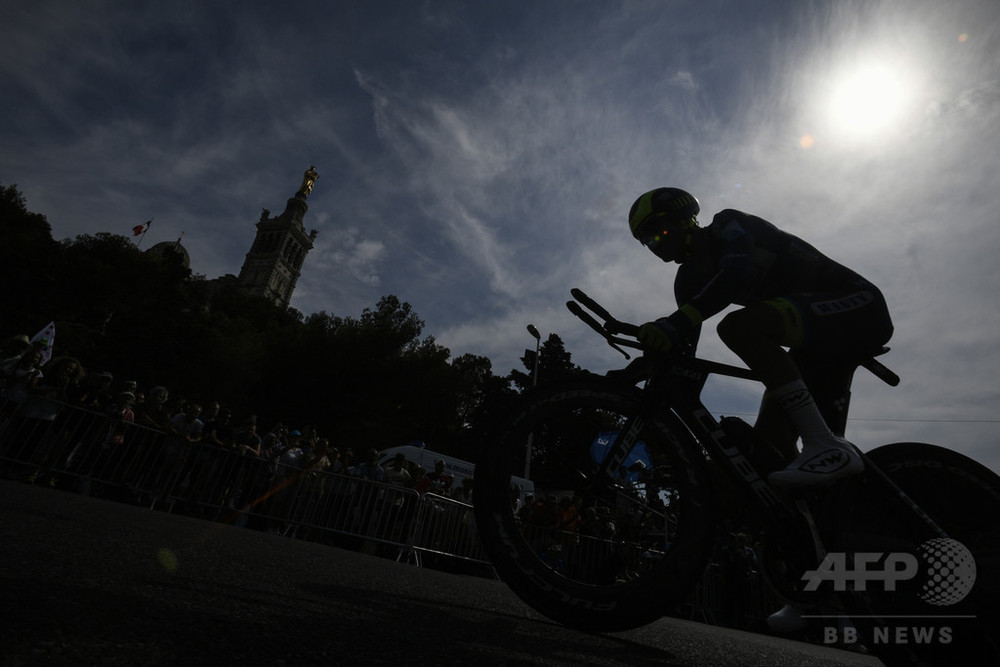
xmin=0 ymin=395 xmax=777 ymax=629
xmin=0 ymin=396 xmax=500 ymax=569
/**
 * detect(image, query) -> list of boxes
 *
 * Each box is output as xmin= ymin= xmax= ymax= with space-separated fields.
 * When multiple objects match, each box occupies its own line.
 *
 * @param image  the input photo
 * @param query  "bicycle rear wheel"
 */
xmin=831 ymin=442 xmax=1000 ymax=663
xmin=473 ymin=377 xmax=716 ymax=631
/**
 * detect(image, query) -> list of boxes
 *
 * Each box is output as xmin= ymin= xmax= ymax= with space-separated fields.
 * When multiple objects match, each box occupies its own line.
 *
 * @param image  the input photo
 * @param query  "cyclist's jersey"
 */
xmin=675 ymin=209 xmax=893 ymax=354
xmin=675 ymin=209 xmax=865 ymax=318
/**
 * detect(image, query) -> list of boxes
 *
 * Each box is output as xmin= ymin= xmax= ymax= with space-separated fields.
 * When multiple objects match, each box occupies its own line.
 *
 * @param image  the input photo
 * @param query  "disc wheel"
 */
xmin=830 ymin=442 xmax=1000 ymax=663
xmin=473 ymin=378 xmax=716 ymax=632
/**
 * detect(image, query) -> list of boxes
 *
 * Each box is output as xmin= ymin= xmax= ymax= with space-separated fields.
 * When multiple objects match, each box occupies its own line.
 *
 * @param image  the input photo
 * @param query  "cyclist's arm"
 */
xmin=670 ymin=212 xmax=758 ymax=337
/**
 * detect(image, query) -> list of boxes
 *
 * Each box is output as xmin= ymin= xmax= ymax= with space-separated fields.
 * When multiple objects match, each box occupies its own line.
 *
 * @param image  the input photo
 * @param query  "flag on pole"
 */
xmin=132 ymin=220 xmax=152 ymax=236
xmin=31 ymin=321 xmax=56 ymax=366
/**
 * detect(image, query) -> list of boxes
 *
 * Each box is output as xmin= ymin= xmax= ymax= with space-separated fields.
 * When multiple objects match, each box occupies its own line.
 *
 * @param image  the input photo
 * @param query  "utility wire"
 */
xmin=716 ymin=411 xmax=1000 ymax=424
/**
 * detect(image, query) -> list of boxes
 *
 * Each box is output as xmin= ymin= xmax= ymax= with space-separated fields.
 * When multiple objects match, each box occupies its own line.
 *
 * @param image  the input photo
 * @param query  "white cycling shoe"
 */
xmin=769 ymin=437 xmax=864 ymax=488
xmin=767 ymin=604 xmax=807 ymax=632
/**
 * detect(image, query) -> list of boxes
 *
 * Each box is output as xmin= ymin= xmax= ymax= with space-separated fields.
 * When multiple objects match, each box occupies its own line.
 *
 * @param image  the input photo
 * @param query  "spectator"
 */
xmin=74 ymin=371 xmax=114 ymax=410
xmin=300 ymin=425 xmax=319 ymax=459
xmin=17 ymin=356 xmax=83 ymax=484
xmin=384 ymin=452 xmax=411 ymax=487
xmin=74 ymin=390 xmax=136 ymax=496
xmin=341 ymin=447 xmax=355 ymax=474
xmin=117 ymin=379 xmax=139 ymax=401
xmin=411 ymin=464 xmax=432 ymax=494
xmin=2 ymin=343 xmax=44 ymax=408
xmin=136 ymin=385 xmax=171 ymax=430
xmin=423 ymin=459 xmax=454 ymax=496
xmin=516 ymin=493 xmax=535 ymax=524
xmin=234 ymin=417 xmax=261 ymax=457
xmin=353 ymin=448 xmax=384 ymax=482
xmin=327 ymin=447 xmax=344 ymax=474
xmin=225 ymin=417 xmax=263 ymax=525
xmin=275 ymin=431 xmax=305 ymax=476
xmin=555 ymin=496 xmax=582 ymax=535
xmin=261 ymin=423 xmax=286 ymax=460
xmin=268 ymin=430 xmax=307 ymax=533
xmin=187 ymin=405 xmax=233 ymax=510
xmin=307 ymin=438 xmax=333 ymax=473
xmin=204 ymin=407 xmax=235 ymax=450
xmin=104 ymin=391 xmax=136 ymax=447
xmin=0 ymin=334 xmax=31 ymax=381
xmin=510 ymin=484 xmax=524 ymax=516
xmin=151 ymin=402 xmax=203 ymax=507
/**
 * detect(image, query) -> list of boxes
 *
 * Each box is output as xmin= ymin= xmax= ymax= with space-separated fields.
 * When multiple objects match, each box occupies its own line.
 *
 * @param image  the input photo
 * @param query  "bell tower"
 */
xmin=238 ymin=167 xmax=319 ymax=308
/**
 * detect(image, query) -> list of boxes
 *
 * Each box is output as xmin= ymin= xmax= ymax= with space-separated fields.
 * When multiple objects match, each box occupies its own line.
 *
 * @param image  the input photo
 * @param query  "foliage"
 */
xmin=0 ymin=182 xmax=585 ymax=461
xmin=509 ymin=333 xmax=586 ymax=392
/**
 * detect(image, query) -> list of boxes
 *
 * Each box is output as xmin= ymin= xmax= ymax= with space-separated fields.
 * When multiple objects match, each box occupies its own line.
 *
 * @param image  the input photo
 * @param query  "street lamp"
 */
xmin=524 ymin=324 xmax=542 ymax=479
xmin=526 ymin=324 xmax=541 ymax=388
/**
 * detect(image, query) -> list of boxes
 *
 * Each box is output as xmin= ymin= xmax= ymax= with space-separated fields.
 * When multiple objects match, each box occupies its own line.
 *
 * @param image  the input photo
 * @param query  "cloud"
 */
xmin=3 ymin=0 xmax=999 ymax=474
xmin=311 ymin=226 xmax=385 ymax=287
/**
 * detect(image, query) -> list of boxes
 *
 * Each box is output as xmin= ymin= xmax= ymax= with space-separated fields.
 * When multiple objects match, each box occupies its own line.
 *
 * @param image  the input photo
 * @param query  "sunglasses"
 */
xmin=637 ymin=226 xmax=672 ymax=249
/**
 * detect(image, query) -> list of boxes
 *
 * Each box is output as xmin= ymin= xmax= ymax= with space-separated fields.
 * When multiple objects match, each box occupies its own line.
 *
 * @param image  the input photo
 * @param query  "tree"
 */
xmin=508 ymin=332 xmax=583 ymax=392
xmin=0 ymin=183 xmax=520 ymax=456
xmin=0 ymin=182 xmax=60 ymax=325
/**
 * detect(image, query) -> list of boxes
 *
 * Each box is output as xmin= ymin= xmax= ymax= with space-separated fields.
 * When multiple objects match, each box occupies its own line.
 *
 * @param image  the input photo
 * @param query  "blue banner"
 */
xmin=590 ymin=431 xmax=653 ymax=483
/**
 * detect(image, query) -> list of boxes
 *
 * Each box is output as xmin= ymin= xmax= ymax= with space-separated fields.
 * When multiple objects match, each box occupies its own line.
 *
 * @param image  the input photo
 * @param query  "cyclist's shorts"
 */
xmin=763 ymin=281 xmax=894 ymax=357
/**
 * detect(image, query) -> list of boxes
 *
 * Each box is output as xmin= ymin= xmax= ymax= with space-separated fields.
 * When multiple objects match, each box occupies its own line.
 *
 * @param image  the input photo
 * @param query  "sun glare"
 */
xmin=806 ymin=51 xmax=921 ymax=149
xmin=826 ymin=62 xmax=911 ymax=140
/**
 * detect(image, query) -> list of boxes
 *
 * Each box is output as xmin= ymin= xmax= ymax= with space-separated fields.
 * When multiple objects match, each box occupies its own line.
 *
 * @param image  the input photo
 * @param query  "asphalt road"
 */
xmin=0 ymin=481 xmax=881 ymax=666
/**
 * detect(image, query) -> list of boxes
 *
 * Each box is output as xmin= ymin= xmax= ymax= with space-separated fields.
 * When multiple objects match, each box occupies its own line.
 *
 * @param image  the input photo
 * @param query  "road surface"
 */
xmin=0 ymin=481 xmax=881 ymax=666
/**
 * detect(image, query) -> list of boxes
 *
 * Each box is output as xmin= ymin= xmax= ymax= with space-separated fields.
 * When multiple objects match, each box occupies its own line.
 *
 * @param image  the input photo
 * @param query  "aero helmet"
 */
xmin=628 ymin=188 xmax=700 ymax=262
xmin=628 ymin=188 xmax=700 ymax=239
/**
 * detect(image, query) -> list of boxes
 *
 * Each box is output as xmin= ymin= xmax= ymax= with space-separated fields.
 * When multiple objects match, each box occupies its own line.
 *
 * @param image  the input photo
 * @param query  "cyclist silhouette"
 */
xmin=628 ymin=187 xmax=894 ymax=488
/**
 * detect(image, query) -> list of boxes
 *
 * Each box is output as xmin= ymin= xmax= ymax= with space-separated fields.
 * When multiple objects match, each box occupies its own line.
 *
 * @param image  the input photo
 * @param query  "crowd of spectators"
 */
xmin=0 ymin=331 xmax=460 ymax=510
xmin=2 ymin=330 xmax=773 ymax=629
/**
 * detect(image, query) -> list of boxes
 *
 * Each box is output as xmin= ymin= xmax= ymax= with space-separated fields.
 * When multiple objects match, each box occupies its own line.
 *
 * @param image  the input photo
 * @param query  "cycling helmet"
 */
xmin=628 ymin=188 xmax=700 ymax=262
xmin=628 ymin=188 xmax=700 ymax=239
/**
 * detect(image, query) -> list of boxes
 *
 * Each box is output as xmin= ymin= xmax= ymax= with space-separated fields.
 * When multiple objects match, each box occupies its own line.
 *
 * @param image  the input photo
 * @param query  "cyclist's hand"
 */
xmin=638 ymin=318 xmax=683 ymax=354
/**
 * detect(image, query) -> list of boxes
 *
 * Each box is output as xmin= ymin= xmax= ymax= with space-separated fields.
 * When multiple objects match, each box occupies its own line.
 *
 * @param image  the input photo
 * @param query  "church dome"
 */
xmin=146 ymin=240 xmax=191 ymax=270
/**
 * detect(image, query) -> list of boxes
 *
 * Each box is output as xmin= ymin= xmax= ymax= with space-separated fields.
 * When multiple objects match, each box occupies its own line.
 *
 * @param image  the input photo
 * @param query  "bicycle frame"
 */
xmin=569 ymin=288 xmax=937 ymax=550
xmin=593 ymin=353 xmax=804 ymax=536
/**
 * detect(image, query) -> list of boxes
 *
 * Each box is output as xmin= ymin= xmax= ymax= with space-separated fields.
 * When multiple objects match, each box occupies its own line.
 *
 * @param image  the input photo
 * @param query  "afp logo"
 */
xmin=802 ymin=538 xmax=977 ymax=606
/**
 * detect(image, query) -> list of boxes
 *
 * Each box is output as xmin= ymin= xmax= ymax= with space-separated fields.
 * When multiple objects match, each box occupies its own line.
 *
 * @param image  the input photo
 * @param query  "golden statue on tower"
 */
xmin=297 ymin=165 xmax=319 ymax=197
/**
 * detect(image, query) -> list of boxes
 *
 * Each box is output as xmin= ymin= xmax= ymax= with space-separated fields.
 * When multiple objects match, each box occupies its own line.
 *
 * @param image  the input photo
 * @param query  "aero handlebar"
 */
xmin=565 ymin=288 xmax=899 ymax=387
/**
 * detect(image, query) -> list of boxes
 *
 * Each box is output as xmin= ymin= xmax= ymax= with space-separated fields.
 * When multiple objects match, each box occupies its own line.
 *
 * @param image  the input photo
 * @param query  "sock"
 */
xmin=770 ymin=380 xmax=836 ymax=448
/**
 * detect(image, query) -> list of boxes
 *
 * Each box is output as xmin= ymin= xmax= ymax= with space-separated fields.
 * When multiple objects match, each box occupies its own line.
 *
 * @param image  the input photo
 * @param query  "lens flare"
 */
xmin=157 ymin=548 xmax=178 ymax=572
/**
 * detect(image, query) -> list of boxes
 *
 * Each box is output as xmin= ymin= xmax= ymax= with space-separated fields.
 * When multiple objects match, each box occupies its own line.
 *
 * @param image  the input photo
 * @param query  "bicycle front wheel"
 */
xmin=473 ymin=377 xmax=716 ymax=631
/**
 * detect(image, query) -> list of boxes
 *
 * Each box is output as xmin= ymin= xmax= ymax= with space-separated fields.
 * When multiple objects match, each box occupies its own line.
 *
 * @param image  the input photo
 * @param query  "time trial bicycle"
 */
xmin=473 ymin=288 xmax=999 ymax=665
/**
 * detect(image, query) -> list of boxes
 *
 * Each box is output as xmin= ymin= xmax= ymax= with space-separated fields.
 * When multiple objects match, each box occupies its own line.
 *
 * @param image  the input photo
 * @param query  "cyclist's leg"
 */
xmin=741 ymin=339 xmax=860 ymax=462
xmin=788 ymin=284 xmax=893 ymax=436
xmin=715 ymin=302 xmax=801 ymax=390
xmin=718 ymin=299 xmax=863 ymax=487
xmin=794 ymin=352 xmax=858 ymax=438
xmin=755 ymin=395 xmax=797 ymax=461
xmin=715 ymin=302 xmax=801 ymax=461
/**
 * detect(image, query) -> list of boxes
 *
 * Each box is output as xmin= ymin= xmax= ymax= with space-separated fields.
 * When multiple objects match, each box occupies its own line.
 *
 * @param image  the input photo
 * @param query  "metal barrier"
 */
xmin=403 ymin=492 xmax=489 ymax=566
xmin=0 ymin=395 xmax=780 ymax=628
xmin=0 ymin=396 xmax=491 ymax=567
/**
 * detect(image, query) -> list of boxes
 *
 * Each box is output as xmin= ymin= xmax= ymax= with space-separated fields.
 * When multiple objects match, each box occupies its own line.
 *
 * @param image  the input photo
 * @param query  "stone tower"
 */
xmin=238 ymin=167 xmax=319 ymax=308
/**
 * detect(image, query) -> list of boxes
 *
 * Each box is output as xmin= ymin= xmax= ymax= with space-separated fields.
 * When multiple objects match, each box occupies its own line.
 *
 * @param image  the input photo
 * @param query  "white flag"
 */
xmin=31 ymin=321 xmax=56 ymax=366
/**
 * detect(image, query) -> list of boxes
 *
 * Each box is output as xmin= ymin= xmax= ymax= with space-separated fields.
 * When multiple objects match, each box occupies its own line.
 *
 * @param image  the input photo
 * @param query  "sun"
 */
xmin=816 ymin=57 xmax=917 ymax=145
xmin=830 ymin=65 xmax=906 ymax=131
